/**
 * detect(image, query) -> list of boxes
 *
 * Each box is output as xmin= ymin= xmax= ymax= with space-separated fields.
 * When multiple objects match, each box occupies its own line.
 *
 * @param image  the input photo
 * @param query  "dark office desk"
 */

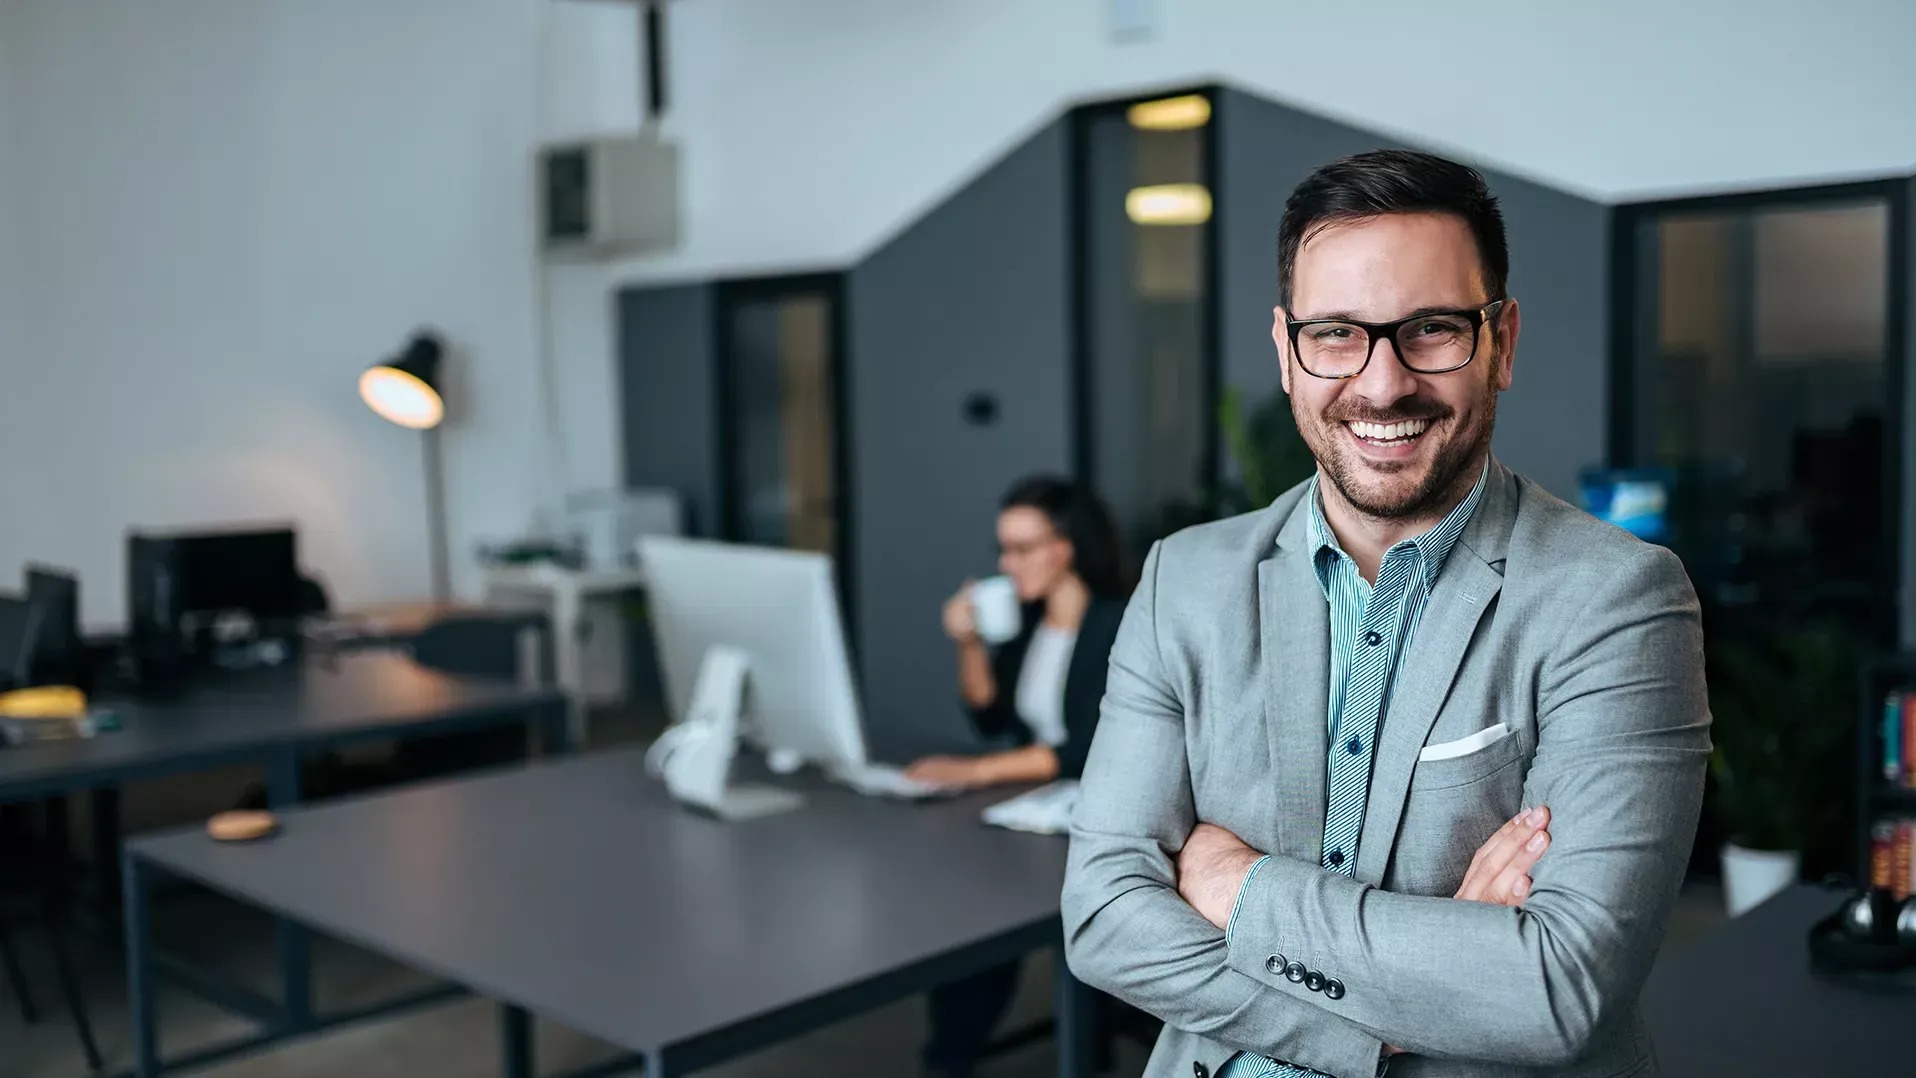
xmin=0 ymin=652 xmax=569 ymax=805
xmin=123 ymin=747 xmax=1091 ymax=1078
xmin=316 ymin=600 xmax=552 ymax=653
xmin=1643 ymin=884 xmax=1912 ymax=1074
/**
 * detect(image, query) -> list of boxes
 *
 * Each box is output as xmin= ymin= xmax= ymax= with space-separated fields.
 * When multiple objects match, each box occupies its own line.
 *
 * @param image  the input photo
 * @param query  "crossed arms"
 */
xmin=1060 ymin=542 xmax=1710 ymax=1076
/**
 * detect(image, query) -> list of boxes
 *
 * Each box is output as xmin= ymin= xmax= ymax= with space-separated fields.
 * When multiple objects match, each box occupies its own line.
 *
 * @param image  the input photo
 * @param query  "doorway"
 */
xmin=714 ymin=273 xmax=852 ymax=601
xmin=1070 ymin=87 xmax=1222 ymax=556
xmin=1612 ymin=181 xmax=1907 ymax=640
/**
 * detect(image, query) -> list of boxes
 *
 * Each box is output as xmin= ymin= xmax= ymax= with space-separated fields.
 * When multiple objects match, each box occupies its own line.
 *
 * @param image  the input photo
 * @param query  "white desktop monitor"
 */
xmin=637 ymin=536 xmax=869 ymax=771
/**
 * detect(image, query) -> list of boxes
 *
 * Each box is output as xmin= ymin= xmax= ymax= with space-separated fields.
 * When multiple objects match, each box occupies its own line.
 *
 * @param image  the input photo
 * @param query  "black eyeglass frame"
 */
xmin=1284 ymin=299 xmax=1509 ymax=379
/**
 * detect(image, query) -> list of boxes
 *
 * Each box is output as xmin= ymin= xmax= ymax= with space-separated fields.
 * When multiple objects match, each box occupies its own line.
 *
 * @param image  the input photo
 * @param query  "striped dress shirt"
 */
xmin=1219 ymin=462 xmax=1489 ymax=1078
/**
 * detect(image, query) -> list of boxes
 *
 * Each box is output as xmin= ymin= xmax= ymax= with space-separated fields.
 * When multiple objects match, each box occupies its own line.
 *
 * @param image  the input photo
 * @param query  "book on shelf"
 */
xmin=1870 ymin=818 xmax=1896 ymax=890
xmin=1907 ymin=688 xmax=1916 ymax=789
xmin=1881 ymin=688 xmax=1916 ymax=791
xmin=1870 ymin=815 xmax=1916 ymax=900
xmin=1887 ymin=691 xmax=1904 ymax=785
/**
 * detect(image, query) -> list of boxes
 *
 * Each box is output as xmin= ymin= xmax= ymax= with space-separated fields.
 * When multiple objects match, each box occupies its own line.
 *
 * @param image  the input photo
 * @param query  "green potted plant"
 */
xmin=1706 ymin=621 xmax=1857 ymax=915
xmin=1218 ymin=385 xmax=1317 ymax=513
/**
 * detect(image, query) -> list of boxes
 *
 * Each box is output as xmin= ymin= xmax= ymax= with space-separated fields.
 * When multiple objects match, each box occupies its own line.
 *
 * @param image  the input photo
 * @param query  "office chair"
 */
xmin=410 ymin=615 xmax=531 ymax=681
xmin=0 ymin=810 xmax=103 ymax=1072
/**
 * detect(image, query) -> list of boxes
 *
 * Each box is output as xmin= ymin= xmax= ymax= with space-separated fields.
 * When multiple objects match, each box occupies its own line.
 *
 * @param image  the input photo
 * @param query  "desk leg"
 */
xmin=1054 ymin=944 xmax=1094 ymax=1078
xmin=539 ymin=698 xmax=574 ymax=757
xmin=123 ymin=854 xmax=160 ymax=1078
xmin=266 ymin=750 xmax=313 ymax=1027
xmin=42 ymin=793 xmax=70 ymax=852
xmin=91 ymin=787 xmax=122 ymax=918
xmin=500 ymin=1003 xmax=534 ymax=1078
xmin=555 ymin=587 xmax=587 ymax=747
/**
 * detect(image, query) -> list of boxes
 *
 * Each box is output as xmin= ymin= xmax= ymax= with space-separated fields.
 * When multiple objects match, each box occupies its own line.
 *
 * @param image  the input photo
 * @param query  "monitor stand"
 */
xmin=652 ymin=644 xmax=806 ymax=821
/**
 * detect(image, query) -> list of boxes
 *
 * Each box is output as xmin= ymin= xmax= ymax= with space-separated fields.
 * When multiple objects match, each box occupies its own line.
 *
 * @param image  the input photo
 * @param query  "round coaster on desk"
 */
xmin=207 ymin=810 xmax=279 ymax=843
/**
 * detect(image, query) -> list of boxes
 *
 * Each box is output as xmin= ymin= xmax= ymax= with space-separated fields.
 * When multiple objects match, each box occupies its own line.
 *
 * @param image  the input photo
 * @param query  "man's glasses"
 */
xmin=1285 ymin=299 xmax=1507 ymax=379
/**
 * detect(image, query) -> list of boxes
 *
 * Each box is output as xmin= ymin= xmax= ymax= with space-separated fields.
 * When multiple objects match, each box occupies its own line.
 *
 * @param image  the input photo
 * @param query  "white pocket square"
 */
xmin=1418 ymin=724 xmax=1513 ymax=762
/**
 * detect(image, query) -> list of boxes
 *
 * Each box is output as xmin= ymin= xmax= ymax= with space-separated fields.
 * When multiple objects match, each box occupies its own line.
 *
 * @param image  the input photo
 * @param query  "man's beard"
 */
xmin=1296 ymin=382 xmax=1495 ymax=522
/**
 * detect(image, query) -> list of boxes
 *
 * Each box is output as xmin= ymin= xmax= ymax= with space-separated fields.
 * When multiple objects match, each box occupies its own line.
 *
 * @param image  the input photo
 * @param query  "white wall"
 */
xmin=0 ymin=0 xmax=644 ymax=626
xmin=597 ymin=0 xmax=1916 ymax=286
xmin=0 ymin=6 xmax=23 ymax=566
xmin=540 ymin=1 xmax=643 ymax=501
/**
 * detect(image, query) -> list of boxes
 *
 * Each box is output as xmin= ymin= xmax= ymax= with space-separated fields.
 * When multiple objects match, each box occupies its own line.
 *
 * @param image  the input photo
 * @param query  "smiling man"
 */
xmin=1062 ymin=151 xmax=1711 ymax=1078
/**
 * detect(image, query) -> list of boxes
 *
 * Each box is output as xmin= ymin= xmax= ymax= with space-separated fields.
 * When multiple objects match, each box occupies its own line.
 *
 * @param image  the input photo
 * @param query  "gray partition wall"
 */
xmin=1484 ymin=177 xmax=1609 ymax=501
xmin=1214 ymin=87 xmax=1608 ymax=502
xmin=848 ymin=120 xmax=1073 ymax=758
xmin=619 ymin=283 xmax=722 ymax=536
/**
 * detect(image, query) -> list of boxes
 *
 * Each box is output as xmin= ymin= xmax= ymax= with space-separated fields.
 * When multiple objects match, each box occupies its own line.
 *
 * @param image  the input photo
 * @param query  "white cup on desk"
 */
xmin=970 ymin=576 xmax=1022 ymax=645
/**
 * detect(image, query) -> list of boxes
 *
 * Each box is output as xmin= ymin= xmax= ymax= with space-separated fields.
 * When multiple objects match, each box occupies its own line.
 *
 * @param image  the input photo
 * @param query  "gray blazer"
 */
xmin=1062 ymin=460 xmax=1709 ymax=1078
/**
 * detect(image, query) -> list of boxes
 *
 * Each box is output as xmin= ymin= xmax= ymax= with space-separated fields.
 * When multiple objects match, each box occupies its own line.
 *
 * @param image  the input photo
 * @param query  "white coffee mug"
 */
xmin=970 ymin=576 xmax=1022 ymax=645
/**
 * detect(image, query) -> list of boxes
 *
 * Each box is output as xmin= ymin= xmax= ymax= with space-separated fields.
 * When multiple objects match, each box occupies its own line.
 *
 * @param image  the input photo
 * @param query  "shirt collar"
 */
xmin=1303 ymin=458 xmax=1490 ymax=595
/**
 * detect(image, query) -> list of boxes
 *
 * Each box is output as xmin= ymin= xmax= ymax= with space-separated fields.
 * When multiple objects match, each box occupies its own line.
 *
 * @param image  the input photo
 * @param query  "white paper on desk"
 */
xmin=981 ymin=781 xmax=1080 ymax=835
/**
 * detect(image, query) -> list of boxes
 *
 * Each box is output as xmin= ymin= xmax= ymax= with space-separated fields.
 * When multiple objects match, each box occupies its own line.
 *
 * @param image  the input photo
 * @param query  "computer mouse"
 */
xmin=767 ymin=747 xmax=803 ymax=774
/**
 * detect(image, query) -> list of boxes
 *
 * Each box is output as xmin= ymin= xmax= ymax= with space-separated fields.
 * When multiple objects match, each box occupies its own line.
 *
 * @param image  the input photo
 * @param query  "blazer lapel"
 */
xmin=1354 ymin=461 xmax=1518 ymax=884
xmin=1261 ymin=501 xmax=1331 ymax=861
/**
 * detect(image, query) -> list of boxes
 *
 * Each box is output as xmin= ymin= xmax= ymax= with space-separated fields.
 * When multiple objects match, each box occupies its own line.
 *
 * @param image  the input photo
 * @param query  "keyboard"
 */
xmin=831 ymin=763 xmax=956 ymax=801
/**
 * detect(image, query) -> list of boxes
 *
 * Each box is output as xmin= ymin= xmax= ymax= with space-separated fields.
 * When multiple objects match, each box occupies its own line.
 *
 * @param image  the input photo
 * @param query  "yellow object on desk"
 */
xmin=0 ymin=684 xmax=87 ymax=719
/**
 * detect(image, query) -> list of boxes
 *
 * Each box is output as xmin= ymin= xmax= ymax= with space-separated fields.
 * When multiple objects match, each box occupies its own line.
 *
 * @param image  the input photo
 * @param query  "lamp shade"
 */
xmin=360 ymin=332 xmax=445 ymax=430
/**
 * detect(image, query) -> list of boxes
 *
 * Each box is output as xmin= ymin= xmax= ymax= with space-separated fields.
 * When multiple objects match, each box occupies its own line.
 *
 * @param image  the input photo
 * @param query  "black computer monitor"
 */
xmin=178 ymin=528 xmax=302 ymax=620
xmin=128 ymin=526 xmax=303 ymax=623
xmin=0 ymin=592 xmax=39 ymax=690
xmin=24 ymin=565 xmax=81 ymax=686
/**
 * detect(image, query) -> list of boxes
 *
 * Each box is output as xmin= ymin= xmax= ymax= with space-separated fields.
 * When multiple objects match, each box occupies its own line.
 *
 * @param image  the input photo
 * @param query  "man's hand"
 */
xmin=1177 ymin=823 xmax=1266 ymax=929
xmin=1455 ymin=805 xmax=1552 ymax=906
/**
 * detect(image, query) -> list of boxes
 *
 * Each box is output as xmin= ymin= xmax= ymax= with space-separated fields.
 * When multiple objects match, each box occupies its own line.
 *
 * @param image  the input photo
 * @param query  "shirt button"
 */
xmin=1365 ymin=630 xmax=1382 ymax=647
xmin=1328 ymin=849 xmax=1346 ymax=866
xmin=1305 ymin=970 xmax=1327 ymax=992
xmin=1346 ymin=737 xmax=1363 ymax=755
xmin=1325 ymin=978 xmax=1347 ymax=1000
xmin=1266 ymin=953 xmax=1286 ymax=974
xmin=1284 ymin=961 xmax=1307 ymax=983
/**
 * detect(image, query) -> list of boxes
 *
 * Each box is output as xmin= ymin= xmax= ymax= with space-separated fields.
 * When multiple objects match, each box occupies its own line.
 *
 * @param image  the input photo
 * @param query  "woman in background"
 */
xmin=907 ymin=474 xmax=1127 ymax=1077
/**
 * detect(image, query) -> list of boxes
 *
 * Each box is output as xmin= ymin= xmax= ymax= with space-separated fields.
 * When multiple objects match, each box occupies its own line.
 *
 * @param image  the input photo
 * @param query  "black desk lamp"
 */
xmin=360 ymin=331 xmax=451 ymax=601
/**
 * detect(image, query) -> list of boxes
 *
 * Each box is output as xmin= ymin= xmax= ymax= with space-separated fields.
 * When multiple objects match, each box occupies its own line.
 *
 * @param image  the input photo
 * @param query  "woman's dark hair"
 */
xmin=1000 ymin=475 xmax=1127 ymax=598
xmin=1277 ymin=149 xmax=1508 ymax=308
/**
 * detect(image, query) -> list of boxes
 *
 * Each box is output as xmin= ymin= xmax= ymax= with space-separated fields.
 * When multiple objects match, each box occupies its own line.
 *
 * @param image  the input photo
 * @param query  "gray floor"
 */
xmin=3 ymin=702 xmax=1730 ymax=1078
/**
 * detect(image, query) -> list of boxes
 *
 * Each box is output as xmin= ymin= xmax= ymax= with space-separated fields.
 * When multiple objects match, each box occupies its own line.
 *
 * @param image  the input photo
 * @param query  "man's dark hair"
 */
xmin=1277 ymin=149 xmax=1508 ymax=308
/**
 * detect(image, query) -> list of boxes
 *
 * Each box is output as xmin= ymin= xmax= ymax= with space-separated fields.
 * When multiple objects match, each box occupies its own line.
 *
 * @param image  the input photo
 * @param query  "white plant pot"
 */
xmin=1720 ymin=842 xmax=1799 ymax=917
